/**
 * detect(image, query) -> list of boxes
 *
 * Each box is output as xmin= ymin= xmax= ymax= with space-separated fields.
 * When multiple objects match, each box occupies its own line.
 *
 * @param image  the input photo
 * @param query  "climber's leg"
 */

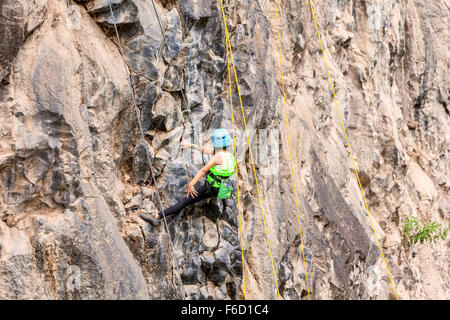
xmin=158 ymin=183 xmax=218 ymax=218
xmin=140 ymin=183 xmax=218 ymax=225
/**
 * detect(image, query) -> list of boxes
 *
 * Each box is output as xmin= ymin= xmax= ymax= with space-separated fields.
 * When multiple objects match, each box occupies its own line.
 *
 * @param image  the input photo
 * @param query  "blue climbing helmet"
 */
xmin=211 ymin=128 xmax=231 ymax=148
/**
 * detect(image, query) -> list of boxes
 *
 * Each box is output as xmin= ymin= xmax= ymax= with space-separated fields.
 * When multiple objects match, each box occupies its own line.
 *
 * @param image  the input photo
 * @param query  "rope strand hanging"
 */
xmin=273 ymin=0 xmax=311 ymax=299
xmin=307 ymin=0 xmax=399 ymax=299
xmin=219 ymin=0 xmax=281 ymax=300
xmin=108 ymin=0 xmax=185 ymax=299
xmin=222 ymin=11 xmax=247 ymax=301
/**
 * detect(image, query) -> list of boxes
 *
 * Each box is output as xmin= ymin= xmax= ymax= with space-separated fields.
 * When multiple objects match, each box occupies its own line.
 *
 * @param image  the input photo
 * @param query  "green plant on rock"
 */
xmin=403 ymin=214 xmax=449 ymax=246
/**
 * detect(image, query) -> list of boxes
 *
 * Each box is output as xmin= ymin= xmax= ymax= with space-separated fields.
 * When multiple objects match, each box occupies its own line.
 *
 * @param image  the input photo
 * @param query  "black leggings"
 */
xmin=157 ymin=182 xmax=219 ymax=218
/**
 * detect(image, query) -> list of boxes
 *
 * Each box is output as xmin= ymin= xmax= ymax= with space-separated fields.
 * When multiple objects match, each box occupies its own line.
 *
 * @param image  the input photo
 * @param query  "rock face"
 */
xmin=0 ymin=0 xmax=448 ymax=300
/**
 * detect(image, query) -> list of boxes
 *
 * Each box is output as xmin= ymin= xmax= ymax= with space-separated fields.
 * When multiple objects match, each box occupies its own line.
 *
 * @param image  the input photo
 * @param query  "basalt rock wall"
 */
xmin=0 ymin=0 xmax=448 ymax=300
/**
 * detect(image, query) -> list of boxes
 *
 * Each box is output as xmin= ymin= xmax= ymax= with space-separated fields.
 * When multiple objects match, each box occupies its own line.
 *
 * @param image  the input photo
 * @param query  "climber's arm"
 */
xmin=186 ymin=155 xmax=219 ymax=198
xmin=181 ymin=142 xmax=214 ymax=155
xmin=200 ymin=145 xmax=214 ymax=155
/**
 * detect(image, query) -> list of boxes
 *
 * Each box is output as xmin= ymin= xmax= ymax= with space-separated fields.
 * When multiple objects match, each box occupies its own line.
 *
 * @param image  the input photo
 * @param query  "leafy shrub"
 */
xmin=403 ymin=215 xmax=449 ymax=246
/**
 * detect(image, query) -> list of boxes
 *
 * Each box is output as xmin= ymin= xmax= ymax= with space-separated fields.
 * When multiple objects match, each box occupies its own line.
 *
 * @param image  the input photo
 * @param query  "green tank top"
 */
xmin=207 ymin=152 xmax=235 ymax=188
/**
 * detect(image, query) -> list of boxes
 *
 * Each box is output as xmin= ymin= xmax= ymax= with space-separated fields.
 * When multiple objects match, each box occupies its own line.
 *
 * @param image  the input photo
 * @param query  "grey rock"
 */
xmin=152 ymin=126 xmax=184 ymax=161
xmin=215 ymin=283 xmax=227 ymax=299
xmin=182 ymin=255 xmax=203 ymax=284
xmin=213 ymin=241 xmax=233 ymax=271
xmin=125 ymin=35 xmax=162 ymax=81
xmin=1 ymin=0 xmax=448 ymax=301
xmin=137 ymin=82 xmax=162 ymax=133
xmin=140 ymin=197 xmax=157 ymax=214
xmin=92 ymin=0 xmax=139 ymax=25
xmin=184 ymin=285 xmax=200 ymax=300
xmin=159 ymin=160 xmax=190 ymax=206
xmin=184 ymin=32 xmax=204 ymax=108
xmin=231 ymin=258 xmax=243 ymax=276
xmin=163 ymin=9 xmax=183 ymax=63
xmin=200 ymin=251 xmax=215 ymax=273
xmin=125 ymin=193 xmax=142 ymax=210
xmin=279 ymin=263 xmax=292 ymax=283
xmin=140 ymin=186 xmax=153 ymax=198
xmin=202 ymin=217 xmax=219 ymax=250
xmin=218 ymin=220 xmax=236 ymax=244
xmin=199 ymin=286 xmax=209 ymax=300
xmin=0 ymin=1 xmax=25 ymax=82
xmin=162 ymin=64 xmax=184 ymax=92
xmin=207 ymin=266 xmax=228 ymax=285
xmin=150 ymin=92 xmax=182 ymax=132
xmin=0 ymin=0 xmax=47 ymax=82
xmin=23 ymin=149 xmax=54 ymax=185
xmin=87 ymin=0 xmax=125 ymax=13
xmin=131 ymin=139 xmax=155 ymax=185
xmin=180 ymin=0 xmax=213 ymax=21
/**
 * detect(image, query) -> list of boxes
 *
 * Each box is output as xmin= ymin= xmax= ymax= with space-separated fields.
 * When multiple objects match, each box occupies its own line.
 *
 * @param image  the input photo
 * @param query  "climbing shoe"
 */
xmin=139 ymin=212 xmax=161 ymax=226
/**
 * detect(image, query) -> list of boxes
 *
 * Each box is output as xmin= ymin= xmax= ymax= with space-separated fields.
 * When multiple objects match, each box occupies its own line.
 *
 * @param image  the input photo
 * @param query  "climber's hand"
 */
xmin=186 ymin=183 xmax=198 ymax=198
xmin=201 ymin=146 xmax=214 ymax=155
xmin=181 ymin=141 xmax=192 ymax=149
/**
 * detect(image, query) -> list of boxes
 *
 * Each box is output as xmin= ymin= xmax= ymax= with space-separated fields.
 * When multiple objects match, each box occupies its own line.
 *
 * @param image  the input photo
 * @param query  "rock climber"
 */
xmin=139 ymin=128 xmax=236 ymax=225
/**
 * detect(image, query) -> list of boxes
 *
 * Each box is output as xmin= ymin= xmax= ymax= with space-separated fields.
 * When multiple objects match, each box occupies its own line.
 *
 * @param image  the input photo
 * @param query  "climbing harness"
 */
xmin=207 ymin=172 xmax=234 ymax=199
xmin=273 ymin=0 xmax=311 ymax=299
xmin=107 ymin=1 xmax=185 ymax=299
xmin=217 ymin=179 xmax=233 ymax=199
xmin=307 ymin=0 xmax=399 ymax=299
xmin=219 ymin=0 xmax=281 ymax=299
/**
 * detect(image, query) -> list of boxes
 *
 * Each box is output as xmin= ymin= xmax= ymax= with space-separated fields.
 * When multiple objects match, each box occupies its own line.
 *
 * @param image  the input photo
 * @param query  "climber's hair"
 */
xmin=214 ymin=146 xmax=227 ymax=153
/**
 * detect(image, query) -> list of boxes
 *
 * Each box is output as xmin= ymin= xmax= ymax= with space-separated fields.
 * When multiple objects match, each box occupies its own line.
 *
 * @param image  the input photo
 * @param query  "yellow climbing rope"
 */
xmin=307 ymin=0 xmax=399 ymax=299
xmin=273 ymin=0 xmax=311 ymax=299
xmin=219 ymin=0 xmax=281 ymax=300
xmin=223 ymin=17 xmax=247 ymax=301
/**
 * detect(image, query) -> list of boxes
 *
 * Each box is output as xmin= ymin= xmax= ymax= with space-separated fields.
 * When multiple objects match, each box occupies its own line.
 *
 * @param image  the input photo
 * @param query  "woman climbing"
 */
xmin=139 ymin=128 xmax=236 ymax=225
